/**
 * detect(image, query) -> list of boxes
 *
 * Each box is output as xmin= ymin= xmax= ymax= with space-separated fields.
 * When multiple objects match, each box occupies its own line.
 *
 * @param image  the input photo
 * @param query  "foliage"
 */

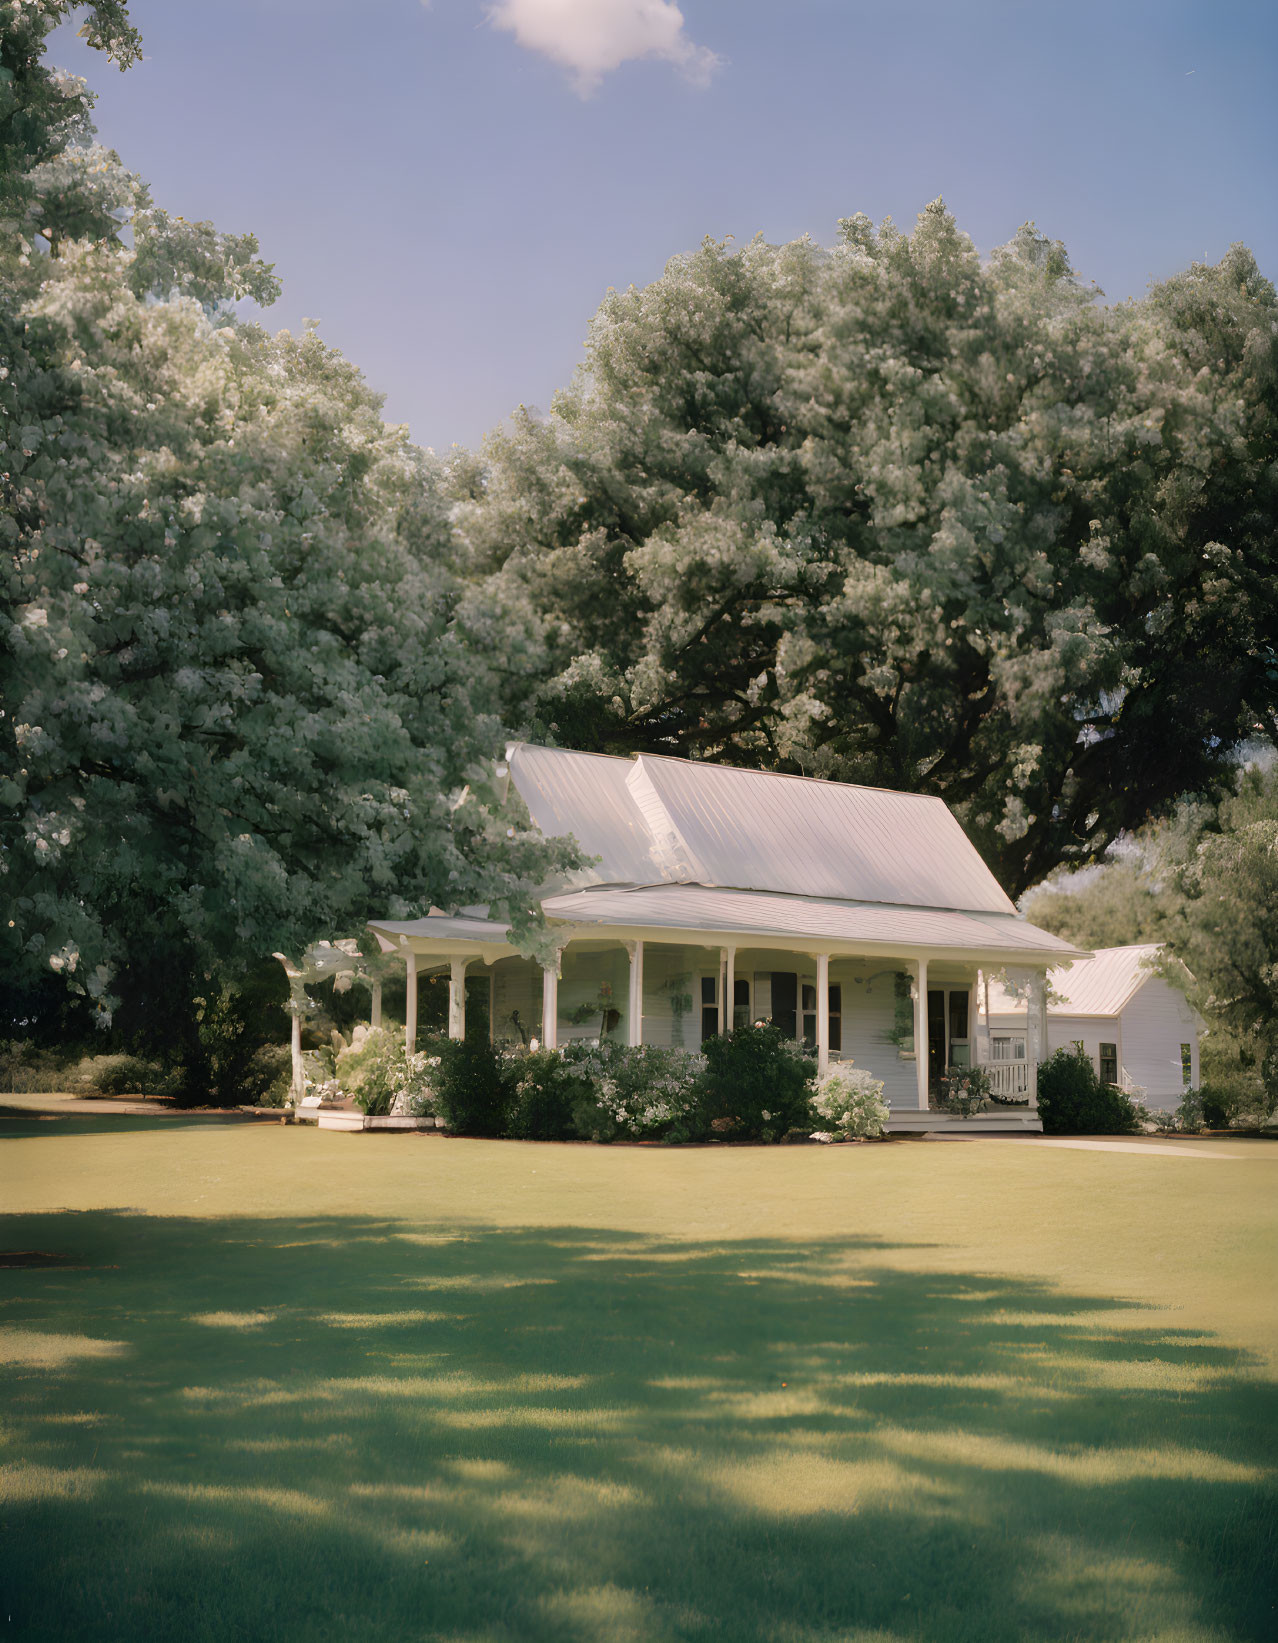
xmin=0 ymin=1039 xmax=68 ymax=1094
xmin=506 ymin=1047 xmax=594 ymax=1141
xmin=810 ymin=1064 xmax=889 ymax=1138
xmin=1161 ymin=768 xmax=1278 ymax=1123
xmin=432 ymin=1036 xmax=514 ymax=1137
xmin=697 ymin=1024 xmax=815 ymax=1142
xmin=936 ymin=1063 xmax=992 ymax=1118
xmin=335 ymin=1028 xmax=438 ymax=1118
xmin=0 ymin=3 xmax=141 ymax=237
xmin=1020 ymin=850 xmax=1179 ymax=952
xmin=93 ymin=1054 xmax=183 ymax=1099
xmin=1026 ymin=765 xmax=1278 ymax=1123
xmin=0 ymin=14 xmax=581 ymax=1078
xmin=1037 ymin=1046 xmax=1141 ymax=1135
xmin=564 ymin=1041 xmax=704 ymax=1143
xmin=1198 ymin=1088 xmax=1232 ymax=1130
xmin=1169 ymin=1088 xmax=1205 ymax=1134
xmin=253 ymin=1046 xmax=294 ymax=1108
xmin=452 ymin=204 xmax=1278 ymax=898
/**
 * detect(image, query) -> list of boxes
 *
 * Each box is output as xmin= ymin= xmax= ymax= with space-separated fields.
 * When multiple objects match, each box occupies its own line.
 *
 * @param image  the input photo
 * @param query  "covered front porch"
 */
xmin=368 ymin=914 xmax=1051 ymax=1127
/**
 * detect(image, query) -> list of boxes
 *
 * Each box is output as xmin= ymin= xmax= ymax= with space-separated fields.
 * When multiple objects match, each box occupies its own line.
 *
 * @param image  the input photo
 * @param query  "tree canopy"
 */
xmin=451 ymin=205 xmax=1278 ymax=896
xmin=1024 ymin=764 xmax=1278 ymax=1121
xmin=1 ymin=5 xmax=573 ymax=1058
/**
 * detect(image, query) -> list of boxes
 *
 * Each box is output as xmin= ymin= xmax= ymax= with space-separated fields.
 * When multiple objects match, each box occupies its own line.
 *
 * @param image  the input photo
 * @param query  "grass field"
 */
xmin=2 ymin=1118 xmax=1276 ymax=1643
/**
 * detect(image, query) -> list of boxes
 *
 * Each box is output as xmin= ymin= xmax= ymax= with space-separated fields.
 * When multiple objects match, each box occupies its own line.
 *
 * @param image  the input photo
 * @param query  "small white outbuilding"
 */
xmin=980 ymin=943 xmax=1201 ymax=1109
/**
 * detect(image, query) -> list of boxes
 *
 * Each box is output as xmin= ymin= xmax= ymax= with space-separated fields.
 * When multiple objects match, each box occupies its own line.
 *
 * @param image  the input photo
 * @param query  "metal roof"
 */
xmin=368 ymin=913 xmax=513 ymax=955
xmin=541 ymin=884 xmax=1083 ymax=959
xmin=506 ymin=743 xmax=664 ymax=887
xmin=985 ymin=943 xmax=1164 ymax=1017
xmin=507 ymin=743 xmax=1016 ymax=915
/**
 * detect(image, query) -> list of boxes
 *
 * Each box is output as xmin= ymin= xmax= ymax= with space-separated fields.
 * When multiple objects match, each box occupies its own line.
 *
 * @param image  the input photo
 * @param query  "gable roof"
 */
xmin=507 ymin=742 xmax=1017 ymax=915
xmin=986 ymin=943 xmax=1165 ymax=1018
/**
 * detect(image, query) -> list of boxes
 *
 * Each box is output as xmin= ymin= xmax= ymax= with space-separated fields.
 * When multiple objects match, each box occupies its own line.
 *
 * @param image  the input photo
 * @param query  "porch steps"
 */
xmin=887 ymin=1110 xmax=1043 ymax=1135
xmin=311 ymin=1111 xmax=439 ymax=1132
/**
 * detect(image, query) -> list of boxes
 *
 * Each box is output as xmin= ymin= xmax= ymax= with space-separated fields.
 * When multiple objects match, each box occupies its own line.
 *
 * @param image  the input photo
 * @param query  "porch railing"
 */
xmin=983 ymin=1060 xmax=1032 ymax=1099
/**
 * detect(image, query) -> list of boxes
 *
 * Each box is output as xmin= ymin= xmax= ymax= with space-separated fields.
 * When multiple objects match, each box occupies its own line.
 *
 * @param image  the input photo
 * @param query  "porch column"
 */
xmin=815 ymin=952 xmax=830 ymax=1077
xmin=1025 ymin=971 xmax=1046 ymax=1108
xmin=981 ymin=970 xmax=991 ymax=1061
xmin=968 ymin=978 xmax=978 ymax=1067
xmin=290 ymin=1008 xmax=304 ymax=1101
xmin=448 ymin=957 xmax=469 ymax=1041
xmin=541 ymin=958 xmax=559 ymax=1050
xmin=914 ymin=957 xmax=929 ymax=1109
xmin=723 ymin=947 xmax=736 ymax=1036
xmin=625 ymin=940 xmax=645 ymax=1047
xmin=370 ymin=977 xmax=383 ymax=1030
xmin=488 ymin=969 xmax=496 ymax=1046
xmin=405 ymin=950 xmax=418 ymax=1053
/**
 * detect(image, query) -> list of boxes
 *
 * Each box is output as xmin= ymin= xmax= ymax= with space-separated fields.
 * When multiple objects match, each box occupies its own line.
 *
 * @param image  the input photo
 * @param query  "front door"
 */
xmin=927 ymin=989 xmax=947 ymax=1086
xmin=771 ymin=971 xmax=797 ymax=1040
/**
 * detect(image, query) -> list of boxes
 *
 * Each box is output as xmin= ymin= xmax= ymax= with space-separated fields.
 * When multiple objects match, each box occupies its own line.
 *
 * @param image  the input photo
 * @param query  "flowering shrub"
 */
xmin=936 ymin=1064 xmax=991 ymax=1119
xmin=810 ymin=1065 xmax=889 ymax=1139
xmin=336 ymin=1027 xmax=439 ymax=1117
xmin=698 ymin=1025 xmax=815 ymax=1142
xmin=565 ymin=1041 xmax=704 ymax=1142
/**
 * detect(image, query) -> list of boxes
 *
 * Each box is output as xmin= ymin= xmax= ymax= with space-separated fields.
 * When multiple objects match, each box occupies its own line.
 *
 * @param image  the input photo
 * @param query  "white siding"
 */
xmin=640 ymin=944 xmax=722 ymax=1050
xmin=491 ymin=957 xmax=542 ymax=1049
xmin=1119 ymin=977 xmax=1199 ymax=1103
xmin=557 ymin=945 xmax=631 ymax=1046
xmin=830 ymin=962 xmax=917 ymax=1109
xmin=1046 ymin=1015 xmax=1121 ymax=1083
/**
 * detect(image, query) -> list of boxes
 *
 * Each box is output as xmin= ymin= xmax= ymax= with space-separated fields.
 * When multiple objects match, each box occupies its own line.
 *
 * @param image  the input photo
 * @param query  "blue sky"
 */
xmin=52 ymin=0 xmax=1278 ymax=453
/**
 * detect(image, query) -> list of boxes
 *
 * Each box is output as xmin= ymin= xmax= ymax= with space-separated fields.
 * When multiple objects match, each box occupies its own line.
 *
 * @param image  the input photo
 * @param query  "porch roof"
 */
xmin=369 ymin=886 xmax=1087 ymax=964
xmin=540 ymin=884 xmax=1086 ymax=960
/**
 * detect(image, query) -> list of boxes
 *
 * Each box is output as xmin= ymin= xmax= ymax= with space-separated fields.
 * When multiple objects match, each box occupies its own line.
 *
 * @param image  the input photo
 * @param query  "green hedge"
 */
xmin=1037 ymin=1047 xmax=1141 ymax=1135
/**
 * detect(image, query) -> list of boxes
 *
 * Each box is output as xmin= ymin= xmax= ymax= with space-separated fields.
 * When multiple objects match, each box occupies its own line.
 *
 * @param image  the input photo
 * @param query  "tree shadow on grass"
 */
xmin=0 ymin=1114 xmax=278 ymax=1139
xmin=1 ymin=1212 xmax=1275 ymax=1642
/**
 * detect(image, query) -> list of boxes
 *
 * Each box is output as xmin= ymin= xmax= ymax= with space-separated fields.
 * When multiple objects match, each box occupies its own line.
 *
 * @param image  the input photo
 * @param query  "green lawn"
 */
xmin=2 ymin=1119 xmax=1276 ymax=1643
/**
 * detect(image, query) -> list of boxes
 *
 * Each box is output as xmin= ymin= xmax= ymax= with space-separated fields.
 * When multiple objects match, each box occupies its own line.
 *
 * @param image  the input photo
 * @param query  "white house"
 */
xmin=979 ymin=943 xmax=1200 ymax=1109
xmin=368 ymin=744 xmax=1090 ymax=1131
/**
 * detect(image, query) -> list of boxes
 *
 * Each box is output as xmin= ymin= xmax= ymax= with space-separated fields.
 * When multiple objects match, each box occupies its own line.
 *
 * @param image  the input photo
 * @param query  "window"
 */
xmin=829 ymin=985 xmax=842 ymax=1053
xmin=992 ymin=1035 xmax=1026 ymax=1062
xmin=1181 ymin=1043 xmax=1192 ymax=1086
xmin=1099 ymin=1042 xmax=1118 ymax=1086
xmin=801 ymin=981 xmax=817 ymax=1048
xmin=732 ymin=976 xmax=751 ymax=1030
xmin=700 ymin=974 xmax=718 ymax=1042
xmin=892 ymin=971 xmax=913 ymax=1051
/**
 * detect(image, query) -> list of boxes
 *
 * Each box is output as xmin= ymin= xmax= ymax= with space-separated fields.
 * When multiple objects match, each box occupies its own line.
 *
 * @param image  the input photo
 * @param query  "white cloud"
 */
xmin=488 ymin=0 xmax=719 ymax=95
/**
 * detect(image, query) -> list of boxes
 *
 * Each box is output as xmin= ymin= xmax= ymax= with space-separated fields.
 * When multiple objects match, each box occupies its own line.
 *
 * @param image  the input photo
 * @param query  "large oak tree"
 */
xmin=452 ymin=204 xmax=1278 ymax=895
xmin=1 ymin=4 xmax=572 ymax=1077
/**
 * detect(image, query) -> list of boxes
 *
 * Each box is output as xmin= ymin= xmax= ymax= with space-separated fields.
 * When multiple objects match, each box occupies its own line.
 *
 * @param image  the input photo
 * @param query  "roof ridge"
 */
xmin=637 ymin=750 xmax=951 ymax=804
